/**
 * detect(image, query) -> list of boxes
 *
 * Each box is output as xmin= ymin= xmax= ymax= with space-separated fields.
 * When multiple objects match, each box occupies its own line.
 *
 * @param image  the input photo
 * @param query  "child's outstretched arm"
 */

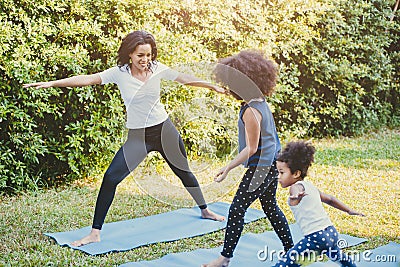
xmin=320 ymin=191 xmax=365 ymax=216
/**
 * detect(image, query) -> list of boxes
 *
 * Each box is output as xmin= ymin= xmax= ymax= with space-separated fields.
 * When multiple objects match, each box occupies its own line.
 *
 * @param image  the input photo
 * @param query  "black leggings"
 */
xmin=221 ymin=163 xmax=294 ymax=258
xmin=92 ymin=118 xmax=207 ymax=230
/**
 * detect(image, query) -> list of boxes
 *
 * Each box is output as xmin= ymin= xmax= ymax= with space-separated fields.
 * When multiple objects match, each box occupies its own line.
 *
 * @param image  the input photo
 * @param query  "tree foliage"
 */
xmin=1 ymin=0 xmax=398 ymax=193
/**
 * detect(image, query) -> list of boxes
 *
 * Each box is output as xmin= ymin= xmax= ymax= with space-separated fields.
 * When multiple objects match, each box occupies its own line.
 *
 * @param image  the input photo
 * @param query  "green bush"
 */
xmin=1 ymin=0 xmax=399 ymax=193
xmin=152 ymin=0 xmax=400 ymax=137
xmin=273 ymin=0 xmax=399 ymax=136
xmin=0 ymin=0 xmax=138 ymax=193
xmin=387 ymin=4 xmax=400 ymax=125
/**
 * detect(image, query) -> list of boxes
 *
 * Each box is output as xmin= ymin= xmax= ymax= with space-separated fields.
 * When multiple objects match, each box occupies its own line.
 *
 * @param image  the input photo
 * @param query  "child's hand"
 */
xmin=347 ymin=209 xmax=366 ymax=217
xmin=214 ymin=167 xmax=229 ymax=183
xmin=289 ymin=191 xmax=307 ymax=201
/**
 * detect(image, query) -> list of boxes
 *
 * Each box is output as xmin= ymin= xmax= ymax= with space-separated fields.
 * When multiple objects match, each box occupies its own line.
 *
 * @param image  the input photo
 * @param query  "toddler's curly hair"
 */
xmin=277 ymin=141 xmax=316 ymax=178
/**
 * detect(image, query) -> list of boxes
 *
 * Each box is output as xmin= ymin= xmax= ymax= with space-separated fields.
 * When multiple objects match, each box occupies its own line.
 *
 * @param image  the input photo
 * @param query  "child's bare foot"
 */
xmin=71 ymin=228 xmax=101 ymax=247
xmin=201 ymin=208 xmax=225 ymax=221
xmin=201 ymin=255 xmax=230 ymax=267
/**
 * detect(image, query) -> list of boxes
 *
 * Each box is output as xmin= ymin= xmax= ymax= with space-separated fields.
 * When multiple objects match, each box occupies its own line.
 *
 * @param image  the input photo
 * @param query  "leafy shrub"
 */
xmin=0 ymin=0 xmax=139 ymax=193
xmin=273 ymin=0 xmax=399 ymax=136
xmin=152 ymin=0 xmax=400 ymax=137
xmin=1 ymin=0 xmax=398 ymax=193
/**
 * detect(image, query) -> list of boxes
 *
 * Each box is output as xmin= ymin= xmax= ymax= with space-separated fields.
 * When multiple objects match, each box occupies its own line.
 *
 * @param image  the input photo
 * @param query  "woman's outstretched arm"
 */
xmin=175 ymin=73 xmax=225 ymax=93
xmin=23 ymin=74 xmax=102 ymax=89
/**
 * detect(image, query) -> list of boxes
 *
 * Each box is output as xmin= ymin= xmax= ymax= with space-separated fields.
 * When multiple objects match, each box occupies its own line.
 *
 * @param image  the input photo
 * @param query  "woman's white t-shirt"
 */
xmin=99 ymin=62 xmax=179 ymax=129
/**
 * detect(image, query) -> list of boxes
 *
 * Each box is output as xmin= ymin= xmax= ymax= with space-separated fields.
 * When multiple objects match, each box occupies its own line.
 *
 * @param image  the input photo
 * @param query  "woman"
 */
xmin=24 ymin=30 xmax=225 ymax=247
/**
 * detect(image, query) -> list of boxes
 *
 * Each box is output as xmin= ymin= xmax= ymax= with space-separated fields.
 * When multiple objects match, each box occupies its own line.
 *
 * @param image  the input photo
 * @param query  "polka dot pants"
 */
xmin=273 ymin=225 xmax=356 ymax=267
xmin=221 ymin=162 xmax=294 ymax=258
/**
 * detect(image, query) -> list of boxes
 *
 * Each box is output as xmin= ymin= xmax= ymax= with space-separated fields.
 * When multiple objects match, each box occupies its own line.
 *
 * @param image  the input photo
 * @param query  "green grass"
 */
xmin=1 ymin=129 xmax=399 ymax=266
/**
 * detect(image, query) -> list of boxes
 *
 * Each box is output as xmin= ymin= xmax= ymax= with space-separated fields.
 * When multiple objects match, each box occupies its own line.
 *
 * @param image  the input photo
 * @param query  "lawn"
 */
xmin=1 ymin=128 xmax=399 ymax=266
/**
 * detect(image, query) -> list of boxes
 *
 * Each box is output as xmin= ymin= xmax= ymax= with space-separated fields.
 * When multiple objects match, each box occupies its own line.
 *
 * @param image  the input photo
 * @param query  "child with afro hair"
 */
xmin=275 ymin=141 xmax=365 ymax=267
xmin=202 ymin=50 xmax=294 ymax=267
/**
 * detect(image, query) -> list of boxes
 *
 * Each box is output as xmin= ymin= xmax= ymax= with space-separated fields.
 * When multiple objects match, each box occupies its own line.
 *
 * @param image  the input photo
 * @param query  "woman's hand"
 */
xmin=210 ymin=85 xmax=226 ymax=94
xmin=23 ymin=74 xmax=101 ymax=89
xmin=175 ymin=73 xmax=226 ymax=94
xmin=23 ymin=81 xmax=54 ymax=89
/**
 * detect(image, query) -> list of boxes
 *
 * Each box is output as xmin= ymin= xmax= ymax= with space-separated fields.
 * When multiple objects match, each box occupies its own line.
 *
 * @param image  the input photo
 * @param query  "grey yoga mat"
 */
xmin=44 ymin=202 xmax=265 ymax=255
xmin=119 ymin=223 xmax=370 ymax=267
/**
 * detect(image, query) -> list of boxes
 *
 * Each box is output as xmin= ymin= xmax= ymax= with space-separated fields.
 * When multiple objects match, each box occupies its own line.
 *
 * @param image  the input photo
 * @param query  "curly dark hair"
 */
xmin=117 ymin=30 xmax=158 ymax=68
xmin=277 ymin=141 xmax=316 ymax=179
xmin=213 ymin=49 xmax=278 ymax=101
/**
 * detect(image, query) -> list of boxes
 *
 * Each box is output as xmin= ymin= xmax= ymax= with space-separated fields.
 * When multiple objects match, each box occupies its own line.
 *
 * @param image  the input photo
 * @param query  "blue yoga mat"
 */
xmin=44 ymin=202 xmax=265 ymax=255
xmin=119 ymin=224 xmax=369 ymax=267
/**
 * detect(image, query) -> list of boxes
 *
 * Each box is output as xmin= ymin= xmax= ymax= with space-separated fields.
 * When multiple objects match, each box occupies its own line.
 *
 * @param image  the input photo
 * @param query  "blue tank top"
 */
xmin=238 ymin=99 xmax=281 ymax=167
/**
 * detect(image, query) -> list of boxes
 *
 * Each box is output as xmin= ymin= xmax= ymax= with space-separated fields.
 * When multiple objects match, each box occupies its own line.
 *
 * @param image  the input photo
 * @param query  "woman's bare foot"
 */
xmin=71 ymin=228 xmax=101 ymax=247
xmin=201 ymin=255 xmax=230 ymax=267
xmin=201 ymin=208 xmax=225 ymax=221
